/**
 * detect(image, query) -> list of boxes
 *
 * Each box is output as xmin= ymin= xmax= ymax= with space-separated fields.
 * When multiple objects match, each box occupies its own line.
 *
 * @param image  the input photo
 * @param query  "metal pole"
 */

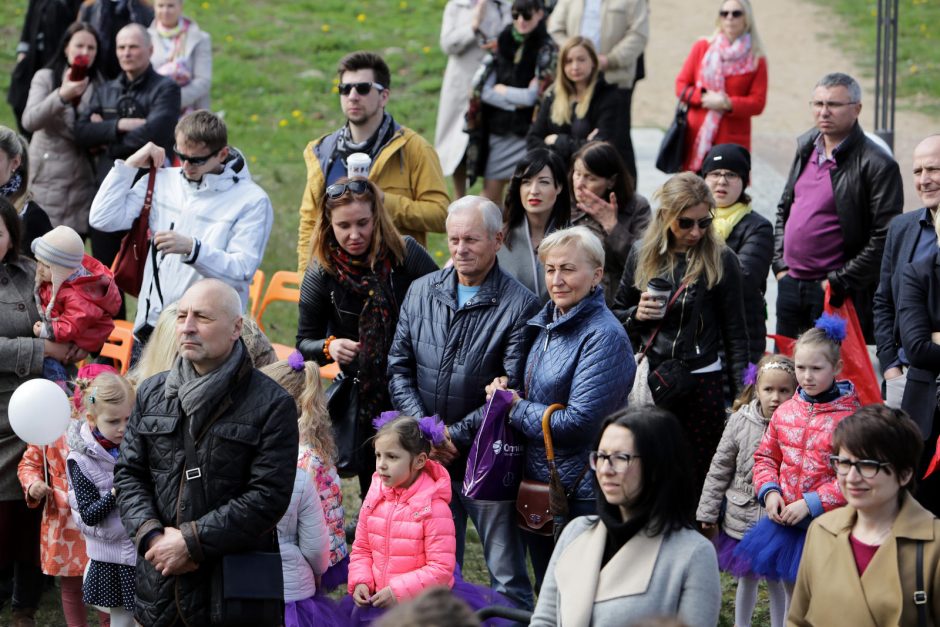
xmin=874 ymin=0 xmax=898 ymax=151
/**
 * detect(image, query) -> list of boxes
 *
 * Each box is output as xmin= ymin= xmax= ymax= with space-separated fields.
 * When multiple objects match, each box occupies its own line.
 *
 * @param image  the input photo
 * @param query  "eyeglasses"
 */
xmin=338 ymin=81 xmax=386 ymax=96
xmin=173 ymin=145 xmax=222 ymax=166
xmin=810 ymin=100 xmax=858 ymax=111
xmin=704 ymin=170 xmax=741 ymax=183
xmin=719 ymin=9 xmax=744 ymax=18
xmin=589 ymin=451 xmax=640 ymax=473
xmin=326 ymin=179 xmax=371 ymax=199
xmin=829 ymin=455 xmax=892 ymax=479
xmin=512 ymin=9 xmax=533 ymax=20
xmin=675 ymin=216 xmax=714 ymax=231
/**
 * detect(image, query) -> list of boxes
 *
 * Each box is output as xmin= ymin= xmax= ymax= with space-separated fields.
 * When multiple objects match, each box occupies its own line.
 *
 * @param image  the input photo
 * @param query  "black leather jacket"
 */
xmin=115 ymin=347 xmax=298 ymax=627
xmin=772 ymin=122 xmax=903 ymax=338
xmin=613 ymin=246 xmax=749 ymax=397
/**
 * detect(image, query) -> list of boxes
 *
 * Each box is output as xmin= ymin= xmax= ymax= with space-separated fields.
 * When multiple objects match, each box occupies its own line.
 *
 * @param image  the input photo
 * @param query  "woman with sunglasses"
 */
xmin=465 ymin=0 xmax=557 ymax=205
xmin=497 ymin=148 xmax=570 ymax=303
xmin=529 ymin=406 xmax=721 ymax=626
xmin=674 ymin=0 xmax=767 ymax=172
xmin=613 ymin=172 xmax=748 ymax=494
xmin=297 ymin=177 xmax=438 ymax=500
xmin=790 ymin=405 xmax=940 ymax=626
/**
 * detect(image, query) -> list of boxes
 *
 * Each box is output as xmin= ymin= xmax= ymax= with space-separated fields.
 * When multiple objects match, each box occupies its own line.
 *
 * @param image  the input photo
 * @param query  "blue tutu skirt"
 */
xmin=321 ymin=555 xmax=350 ymax=592
xmin=285 ymin=595 xmax=347 ymax=627
xmin=713 ymin=530 xmax=756 ymax=579
xmin=733 ymin=517 xmax=807 ymax=583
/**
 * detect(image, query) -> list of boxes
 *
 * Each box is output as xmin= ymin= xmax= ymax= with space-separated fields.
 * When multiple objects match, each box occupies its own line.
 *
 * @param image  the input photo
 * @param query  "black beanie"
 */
xmin=700 ymin=143 xmax=751 ymax=188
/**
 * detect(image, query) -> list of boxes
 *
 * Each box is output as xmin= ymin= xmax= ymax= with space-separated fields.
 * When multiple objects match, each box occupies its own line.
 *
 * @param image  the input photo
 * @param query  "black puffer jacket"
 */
xmin=387 ymin=262 xmax=539 ymax=479
xmin=115 ymin=347 xmax=298 ymax=627
xmin=772 ymin=122 xmax=903 ymax=340
xmin=612 ymin=246 xmax=749 ymax=397
xmin=724 ymin=210 xmax=773 ymax=363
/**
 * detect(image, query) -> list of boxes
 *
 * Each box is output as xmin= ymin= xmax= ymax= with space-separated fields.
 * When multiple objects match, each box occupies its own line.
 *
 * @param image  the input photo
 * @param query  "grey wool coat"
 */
xmin=0 ymin=256 xmax=45 ymax=501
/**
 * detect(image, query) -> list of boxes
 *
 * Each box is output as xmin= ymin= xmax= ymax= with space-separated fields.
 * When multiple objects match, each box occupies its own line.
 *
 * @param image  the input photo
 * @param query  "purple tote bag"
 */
xmin=461 ymin=389 xmax=524 ymax=501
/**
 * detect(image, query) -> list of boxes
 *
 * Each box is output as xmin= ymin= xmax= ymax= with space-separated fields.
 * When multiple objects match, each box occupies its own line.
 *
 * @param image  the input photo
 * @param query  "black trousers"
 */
xmin=775 ymin=274 xmax=826 ymax=340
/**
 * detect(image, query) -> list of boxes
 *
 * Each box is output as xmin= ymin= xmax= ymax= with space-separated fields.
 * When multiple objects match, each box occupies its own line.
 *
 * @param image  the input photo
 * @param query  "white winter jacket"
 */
xmin=277 ymin=468 xmax=330 ymax=602
xmin=88 ymin=148 xmax=272 ymax=331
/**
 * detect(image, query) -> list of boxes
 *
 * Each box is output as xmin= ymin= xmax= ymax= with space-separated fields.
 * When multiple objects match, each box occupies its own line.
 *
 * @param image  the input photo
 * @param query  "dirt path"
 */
xmin=632 ymin=0 xmax=935 ymax=207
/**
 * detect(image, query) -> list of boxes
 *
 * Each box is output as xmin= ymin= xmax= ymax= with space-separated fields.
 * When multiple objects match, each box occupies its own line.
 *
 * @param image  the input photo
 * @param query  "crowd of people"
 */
xmin=2 ymin=0 xmax=940 ymax=626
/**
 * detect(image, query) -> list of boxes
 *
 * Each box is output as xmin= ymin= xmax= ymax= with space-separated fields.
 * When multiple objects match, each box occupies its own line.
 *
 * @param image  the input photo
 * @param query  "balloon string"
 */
xmin=43 ymin=447 xmax=48 ymax=486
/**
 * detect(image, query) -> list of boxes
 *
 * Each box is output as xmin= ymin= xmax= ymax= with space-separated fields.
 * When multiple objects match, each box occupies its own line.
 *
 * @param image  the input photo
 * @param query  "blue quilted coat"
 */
xmin=510 ymin=287 xmax=635 ymax=500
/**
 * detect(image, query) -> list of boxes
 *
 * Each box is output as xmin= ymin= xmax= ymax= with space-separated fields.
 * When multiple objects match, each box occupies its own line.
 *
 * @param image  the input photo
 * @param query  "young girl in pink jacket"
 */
xmin=347 ymin=413 xmax=457 ymax=620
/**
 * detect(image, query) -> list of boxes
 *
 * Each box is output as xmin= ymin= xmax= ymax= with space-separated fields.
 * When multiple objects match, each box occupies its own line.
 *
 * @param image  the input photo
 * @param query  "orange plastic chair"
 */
xmin=249 ymin=269 xmax=265 ymax=319
xmin=99 ymin=324 xmax=134 ymax=375
xmin=255 ymin=270 xmax=301 ymax=333
xmin=320 ymin=362 xmax=340 ymax=381
xmin=113 ymin=319 xmax=134 ymax=333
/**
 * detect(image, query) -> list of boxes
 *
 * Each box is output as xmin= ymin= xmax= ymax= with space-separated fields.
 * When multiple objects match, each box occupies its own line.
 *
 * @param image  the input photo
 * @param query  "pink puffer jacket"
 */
xmin=347 ymin=459 xmax=456 ymax=601
xmin=753 ymin=382 xmax=860 ymax=517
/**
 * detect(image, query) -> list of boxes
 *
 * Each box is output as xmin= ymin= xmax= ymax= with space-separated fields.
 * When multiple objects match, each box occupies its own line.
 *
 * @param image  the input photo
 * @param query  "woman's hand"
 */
xmin=485 ymin=376 xmax=509 ymax=400
xmin=369 ymin=586 xmax=397 ymax=608
xmin=329 ymin=339 xmax=361 ymax=365
xmin=27 ymin=481 xmax=51 ymax=501
xmin=576 ymin=187 xmax=618 ymax=234
xmin=764 ymin=491 xmax=785 ymax=523
xmin=33 ymin=321 xmax=42 ymax=337
xmin=634 ymin=292 xmax=666 ymax=322
xmin=701 ymin=91 xmax=730 ymax=111
xmin=430 ymin=427 xmax=459 ymax=466
xmin=780 ymin=499 xmax=810 ymax=526
xmin=352 ymin=584 xmax=372 ymax=607
xmin=58 ymin=76 xmax=89 ymax=102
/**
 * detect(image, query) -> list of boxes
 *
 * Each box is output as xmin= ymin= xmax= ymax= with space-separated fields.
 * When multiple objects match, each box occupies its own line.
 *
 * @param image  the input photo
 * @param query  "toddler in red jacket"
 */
xmin=734 ymin=314 xmax=860 ymax=601
xmin=31 ymin=226 xmax=121 ymax=386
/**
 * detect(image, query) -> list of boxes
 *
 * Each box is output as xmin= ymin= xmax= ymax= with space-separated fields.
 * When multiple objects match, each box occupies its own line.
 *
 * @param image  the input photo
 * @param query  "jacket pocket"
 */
xmin=138 ymin=414 xmax=180 ymax=473
xmin=209 ymin=422 xmax=262 ymax=479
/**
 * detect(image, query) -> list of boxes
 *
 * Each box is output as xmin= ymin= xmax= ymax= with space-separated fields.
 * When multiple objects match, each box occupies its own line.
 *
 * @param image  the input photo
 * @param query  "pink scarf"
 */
xmin=689 ymin=33 xmax=757 ymax=171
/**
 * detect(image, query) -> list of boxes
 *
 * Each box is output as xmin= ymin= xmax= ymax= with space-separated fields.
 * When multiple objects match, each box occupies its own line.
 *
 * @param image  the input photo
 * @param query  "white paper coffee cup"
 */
xmin=347 ymin=153 xmax=372 ymax=178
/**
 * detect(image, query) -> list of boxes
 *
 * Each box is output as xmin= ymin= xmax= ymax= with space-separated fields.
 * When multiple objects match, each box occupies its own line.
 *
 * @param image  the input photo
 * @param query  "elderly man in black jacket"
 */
xmin=772 ymin=72 xmax=902 ymax=343
xmin=115 ymin=279 xmax=298 ymax=627
xmin=388 ymin=195 xmax=540 ymax=609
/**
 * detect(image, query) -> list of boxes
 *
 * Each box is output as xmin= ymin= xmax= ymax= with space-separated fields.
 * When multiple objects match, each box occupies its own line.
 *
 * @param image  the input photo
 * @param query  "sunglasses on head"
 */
xmin=512 ymin=9 xmax=533 ymax=20
xmin=675 ymin=216 xmax=714 ymax=230
xmin=326 ymin=179 xmax=371 ymax=199
xmin=337 ymin=81 xmax=385 ymax=96
xmin=719 ymin=9 xmax=744 ymax=18
xmin=173 ymin=145 xmax=222 ymax=166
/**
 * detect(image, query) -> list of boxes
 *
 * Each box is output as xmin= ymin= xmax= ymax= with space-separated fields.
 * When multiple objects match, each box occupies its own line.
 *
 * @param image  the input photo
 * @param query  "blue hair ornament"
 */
xmin=814 ymin=312 xmax=847 ymax=344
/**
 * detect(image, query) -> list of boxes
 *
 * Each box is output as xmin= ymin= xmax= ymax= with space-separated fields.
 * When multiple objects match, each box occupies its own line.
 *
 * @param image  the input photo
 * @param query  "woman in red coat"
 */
xmin=675 ymin=0 xmax=767 ymax=172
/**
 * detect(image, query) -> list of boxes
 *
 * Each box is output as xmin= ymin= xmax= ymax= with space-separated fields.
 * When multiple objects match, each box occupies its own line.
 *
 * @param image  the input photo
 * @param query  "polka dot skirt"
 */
xmin=84 ymin=560 xmax=136 ymax=612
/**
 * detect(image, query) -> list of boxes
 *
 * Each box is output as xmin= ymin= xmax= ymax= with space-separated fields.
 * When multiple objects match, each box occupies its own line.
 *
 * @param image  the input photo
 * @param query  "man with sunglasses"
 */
xmin=89 ymin=110 xmax=273 ymax=345
xmin=772 ymin=72 xmax=902 ymax=344
xmin=297 ymin=51 xmax=449 ymax=272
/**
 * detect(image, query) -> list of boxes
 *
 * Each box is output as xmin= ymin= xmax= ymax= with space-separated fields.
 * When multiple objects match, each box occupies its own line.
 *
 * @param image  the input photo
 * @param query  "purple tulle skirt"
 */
xmin=713 ymin=530 xmax=756 ymax=578
xmin=321 ymin=555 xmax=350 ymax=592
xmin=733 ymin=517 xmax=807 ymax=583
xmin=285 ymin=595 xmax=348 ymax=627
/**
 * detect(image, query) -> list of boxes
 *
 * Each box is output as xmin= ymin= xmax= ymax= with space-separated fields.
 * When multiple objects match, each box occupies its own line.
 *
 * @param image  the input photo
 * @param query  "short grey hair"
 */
xmin=446 ymin=195 xmax=503 ymax=237
xmin=537 ymin=226 xmax=605 ymax=269
xmin=117 ymin=23 xmax=152 ymax=47
xmin=815 ymin=72 xmax=861 ymax=104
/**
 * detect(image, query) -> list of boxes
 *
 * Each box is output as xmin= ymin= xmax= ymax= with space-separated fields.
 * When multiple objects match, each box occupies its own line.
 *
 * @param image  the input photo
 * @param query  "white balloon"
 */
xmin=9 ymin=379 xmax=71 ymax=445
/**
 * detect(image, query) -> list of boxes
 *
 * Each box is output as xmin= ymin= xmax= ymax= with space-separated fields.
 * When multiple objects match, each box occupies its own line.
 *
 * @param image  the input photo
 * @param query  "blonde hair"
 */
xmin=538 ymin=225 xmax=605 ymax=268
xmin=713 ymin=0 xmax=765 ymax=58
xmin=127 ymin=303 xmax=179 ymax=386
xmin=260 ymin=359 xmax=336 ymax=463
xmin=633 ymin=172 xmax=724 ymax=291
xmin=732 ymin=354 xmax=796 ymax=412
xmin=76 ymin=372 xmax=135 ymax=421
xmin=550 ymin=37 xmax=599 ymax=127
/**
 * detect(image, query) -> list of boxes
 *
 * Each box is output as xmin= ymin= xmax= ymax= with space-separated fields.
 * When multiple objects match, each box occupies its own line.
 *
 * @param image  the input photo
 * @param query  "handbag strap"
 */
xmin=636 ymin=283 xmax=688 ymax=365
xmin=540 ymin=404 xmax=565 ymax=463
xmin=677 ymin=85 xmax=695 ymax=110
xmin=915 ymin=540 xmax=927 ymax=627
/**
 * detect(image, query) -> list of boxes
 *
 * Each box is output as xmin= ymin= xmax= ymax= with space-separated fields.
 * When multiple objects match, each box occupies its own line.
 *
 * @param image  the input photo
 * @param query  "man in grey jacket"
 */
xmin=387 ymin=195 xmax=540 ymax=609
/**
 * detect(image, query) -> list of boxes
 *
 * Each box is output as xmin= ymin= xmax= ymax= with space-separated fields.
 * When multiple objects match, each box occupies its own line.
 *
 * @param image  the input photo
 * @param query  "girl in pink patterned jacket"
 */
xmin=735 ymin=314 xmax=860 ymax=598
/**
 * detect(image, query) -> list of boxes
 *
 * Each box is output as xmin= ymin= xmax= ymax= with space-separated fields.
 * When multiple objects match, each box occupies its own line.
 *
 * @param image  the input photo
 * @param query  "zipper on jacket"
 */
xmin=671 ymin=290 xmax=688 ymax=358
xmin=381 ymin=494 xmax=398 ymax=586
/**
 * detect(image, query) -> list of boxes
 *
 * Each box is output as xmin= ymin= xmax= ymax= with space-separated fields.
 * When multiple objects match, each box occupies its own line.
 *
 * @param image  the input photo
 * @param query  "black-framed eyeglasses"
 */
xmin=512 ymin=9 xmax=533 ymax=20
xmin=829 ymin=455 xmax=892 ymax=479
xmin=337 ymin=81 xmax=386 ymax=96
xmin=589 ymin=451 xmax=640 ymax=473
xmin=326 ymin=179 xmax=371 ymax=199
xmin=174 ymin=145 xmax=223 ymax=166
xmin=704 ymin=170 xmax=741 ymax=183
xmin=719 ymin=9 xmax=744 ymax=18
xmin=675 ymin=216 xmax=714 ymax=231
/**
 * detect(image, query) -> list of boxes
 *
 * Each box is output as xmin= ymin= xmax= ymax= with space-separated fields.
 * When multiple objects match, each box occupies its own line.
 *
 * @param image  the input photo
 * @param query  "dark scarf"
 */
xmin=0 ymin=171 xmax=23 ymax=198
xmin=329 ymin=241 xmax=396 ymax=428
xmin=92 ymin=426 xmax=121 ymax=459
xmin=165 ymin=340 xmax=246 ymax=437
xmin=495 ymin=20 xmax=548 ymax=87
xmin=333 ymin=112 xmax=396 ymax=172
xmin=597 ymin=497 xmax=650 ymax=567
xmin=799 ymin=381 xmax=841 ymax=404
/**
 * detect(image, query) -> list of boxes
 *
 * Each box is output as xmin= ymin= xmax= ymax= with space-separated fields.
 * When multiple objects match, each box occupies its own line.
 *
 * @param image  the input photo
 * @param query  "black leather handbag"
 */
xmin=655 ymin=86 xmax=695 ymax=174
xmin=325 ymin=371 xmax=360 ymax=477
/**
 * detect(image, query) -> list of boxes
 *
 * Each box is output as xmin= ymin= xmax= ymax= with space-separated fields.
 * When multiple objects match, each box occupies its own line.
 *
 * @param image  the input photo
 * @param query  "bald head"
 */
xmin=176 ymin=280 xmax=244 ymax=375
xmin=913 ymin=135 xmax=940 ymax=211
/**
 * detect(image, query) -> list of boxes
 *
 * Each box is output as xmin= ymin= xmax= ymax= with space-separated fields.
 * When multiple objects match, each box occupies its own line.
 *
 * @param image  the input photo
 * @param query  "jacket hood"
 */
xmin=371 ymin=459 xmax=452 ymax=509
xmin=742 ymin=398 xmax=771 ymax=426
xmin=68 ymin=420 xmax=115 ymax=467
xmin=528 ymin=284 xmax=607 ymax=330
xmin=180 ymin=146 xmax=253 ymax=193
xmin=70 ymin=254 xmax=122 ymax=316
xmin=794 ymin=380 xmax=859 ymax=412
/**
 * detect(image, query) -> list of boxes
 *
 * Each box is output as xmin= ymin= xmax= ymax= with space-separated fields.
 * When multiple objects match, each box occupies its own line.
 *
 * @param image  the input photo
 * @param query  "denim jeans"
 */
xmin=450 ymin=482 xmax=534 ymax=610
xmin=775 ymin=274 xmax=825 ymax=341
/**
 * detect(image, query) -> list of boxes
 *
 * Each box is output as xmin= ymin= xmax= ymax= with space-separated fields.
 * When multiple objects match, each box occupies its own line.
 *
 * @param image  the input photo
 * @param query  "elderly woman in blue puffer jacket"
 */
xmin=487 ymin=225 xmax=635 ymax=591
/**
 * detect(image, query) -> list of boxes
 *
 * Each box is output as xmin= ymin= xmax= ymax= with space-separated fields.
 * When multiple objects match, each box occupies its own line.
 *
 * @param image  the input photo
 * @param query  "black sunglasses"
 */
xmin=174 ymin=145 xmax=222 ymax=166
xmin=675 ymin=216 xmax=714 ymax=230
xmin=326 ymin=179 xmax=371 ymax=199
xmin=719 ymin=9 xmax=744 ymax=18
xmin=512 ymin=9 xmax=533 ymax=20
xmin=337 ymin=81 xmax=385 ymax=96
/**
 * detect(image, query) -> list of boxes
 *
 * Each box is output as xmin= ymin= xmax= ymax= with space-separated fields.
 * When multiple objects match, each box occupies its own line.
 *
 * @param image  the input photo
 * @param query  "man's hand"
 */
xmin=153 ymin=230 xmax=194 ymax=257
xmin=144 ymin=527 xmax=199 ymax=576
xmin=126 ymin=141 xmax=166 ymax=169
xmin=65 ymin=345 xmax=88 ymax=364
xmin=430 ymin=427 xmax=459 ymax=465
xmin=484 ymin=376 xmax=509 ymax=400
xmin=352 ymin=584 xmax=372 ymax=607
xmin=775 ymin=270 xmax=788 ymax=281
xmin=369 ymin=586 xmax=397 ymax=608
xmin=33 ymin=321 xmax=42 ymax=337
xmin=544 ymin=134 xmax=558 ymax=146
xmin=885 ymin=366 xmax=905 ymax=379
